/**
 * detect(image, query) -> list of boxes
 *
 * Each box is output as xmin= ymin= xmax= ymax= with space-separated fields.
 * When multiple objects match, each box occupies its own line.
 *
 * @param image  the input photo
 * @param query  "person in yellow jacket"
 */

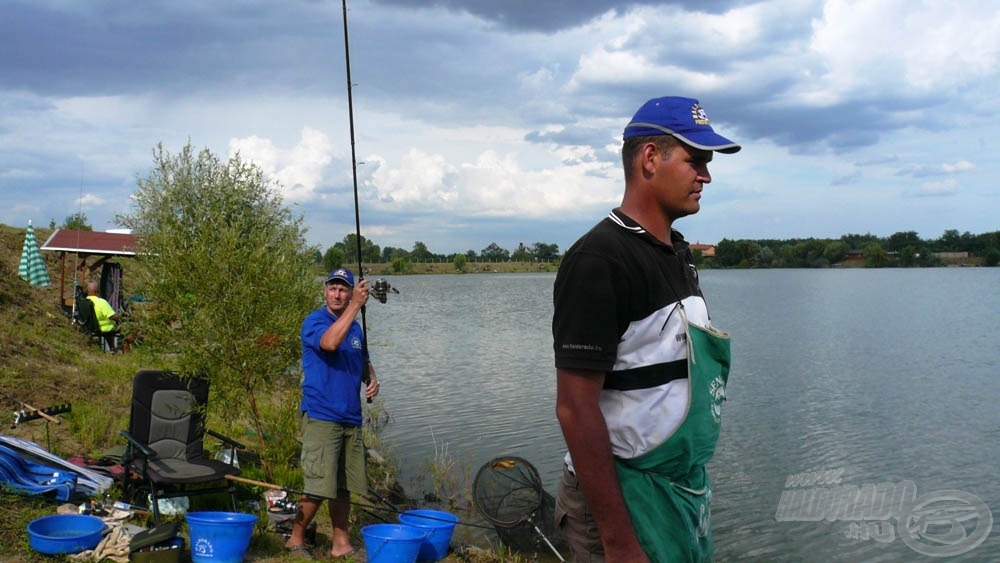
xmin=86 ymin=281 xmax=119 ymax=351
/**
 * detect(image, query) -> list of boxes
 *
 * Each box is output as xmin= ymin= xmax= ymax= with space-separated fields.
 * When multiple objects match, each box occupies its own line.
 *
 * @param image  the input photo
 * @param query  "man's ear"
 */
xmin=639 ymin=141 xmax=660 ymax=177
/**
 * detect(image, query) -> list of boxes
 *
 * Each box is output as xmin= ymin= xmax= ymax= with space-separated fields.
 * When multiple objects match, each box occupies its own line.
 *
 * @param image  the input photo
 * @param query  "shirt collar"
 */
xmin=608 ymin=208 xmax=688 ymax=251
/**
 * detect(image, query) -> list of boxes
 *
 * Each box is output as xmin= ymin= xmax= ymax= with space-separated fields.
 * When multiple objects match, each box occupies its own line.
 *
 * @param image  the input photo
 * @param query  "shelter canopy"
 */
xmin=41 ymin=229 xmax=137 ymax=257
xmin=40 ymin=229 xmax=138 ymax=306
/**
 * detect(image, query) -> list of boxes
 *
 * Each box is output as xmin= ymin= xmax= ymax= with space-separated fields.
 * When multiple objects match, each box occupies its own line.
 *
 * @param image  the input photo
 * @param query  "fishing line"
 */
xmin=71 ymin=167 xmax=85 ymax=322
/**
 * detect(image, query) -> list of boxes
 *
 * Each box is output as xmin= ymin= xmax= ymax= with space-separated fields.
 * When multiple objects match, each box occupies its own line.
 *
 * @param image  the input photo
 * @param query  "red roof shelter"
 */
xmin=41 ymin=229 xmax=138 ymax=307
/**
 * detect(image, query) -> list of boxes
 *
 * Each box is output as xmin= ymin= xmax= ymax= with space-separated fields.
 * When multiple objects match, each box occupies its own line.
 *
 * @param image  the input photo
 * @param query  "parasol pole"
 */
xmin=341 ymin=0 xmax=373 ymax=401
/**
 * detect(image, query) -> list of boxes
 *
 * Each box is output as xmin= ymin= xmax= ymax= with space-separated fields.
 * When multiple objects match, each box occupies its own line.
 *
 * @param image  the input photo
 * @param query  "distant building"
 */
xmin=690 ymin=243 xmax=715 ymax=258
xmin=932 ymin=251 xmax=969 ymax=260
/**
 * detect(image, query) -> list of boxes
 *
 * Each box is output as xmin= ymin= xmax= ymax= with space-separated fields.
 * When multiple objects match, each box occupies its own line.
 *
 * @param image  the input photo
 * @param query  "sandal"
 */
xmin=285 ymin=544 xmax=315 ymax=559
xmin=334 ymin=547 xmax=364 ymax=561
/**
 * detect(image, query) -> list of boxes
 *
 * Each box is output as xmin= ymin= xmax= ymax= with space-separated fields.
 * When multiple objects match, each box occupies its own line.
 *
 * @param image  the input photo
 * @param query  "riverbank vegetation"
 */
xmin=0 ymin=143 xmax=520 ymax=560
xmin=704 ymin=230 xmax=1000 ymax=269
xmin=318 ymin=229 xmax=998 ymax=276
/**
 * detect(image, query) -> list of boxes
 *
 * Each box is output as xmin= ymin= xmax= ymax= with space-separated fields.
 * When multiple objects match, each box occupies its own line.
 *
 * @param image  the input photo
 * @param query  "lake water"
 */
xmin=364 ymin=268 xmax=999 ymax=561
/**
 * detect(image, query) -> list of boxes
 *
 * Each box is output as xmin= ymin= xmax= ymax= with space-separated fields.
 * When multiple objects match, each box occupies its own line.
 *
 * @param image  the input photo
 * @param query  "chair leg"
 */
xmin=149 ymin=483 xmax=162 ymax=525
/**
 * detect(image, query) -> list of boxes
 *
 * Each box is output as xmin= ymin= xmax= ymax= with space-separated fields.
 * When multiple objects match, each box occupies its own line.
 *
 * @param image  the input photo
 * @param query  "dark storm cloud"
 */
xmin=0 ymin=2 xmax=346 ymax=97
xmin=728 ymin=90 xmax=955 ymax=154
xmin=370 ymin=0 xmax=746 ymax=31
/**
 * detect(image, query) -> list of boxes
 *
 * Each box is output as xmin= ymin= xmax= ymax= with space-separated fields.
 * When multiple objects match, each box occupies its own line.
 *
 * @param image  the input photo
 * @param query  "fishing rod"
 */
xmin=225 ymin=474 xmax=493 ymax=530
xmin=341 ymin=0 xmax=374 ymax=403
xmin=226 ymin=473 xmax=564 ymax=559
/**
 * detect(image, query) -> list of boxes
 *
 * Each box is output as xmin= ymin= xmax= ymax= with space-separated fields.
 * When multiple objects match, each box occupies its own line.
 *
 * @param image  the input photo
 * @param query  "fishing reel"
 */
xmin=370 ymin=278 xmax=398 ymax=304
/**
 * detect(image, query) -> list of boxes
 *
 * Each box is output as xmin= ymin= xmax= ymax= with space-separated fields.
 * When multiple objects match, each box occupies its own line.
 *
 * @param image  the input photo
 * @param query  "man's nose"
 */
xmin=699 ymin=166 xmax=712 ymax=184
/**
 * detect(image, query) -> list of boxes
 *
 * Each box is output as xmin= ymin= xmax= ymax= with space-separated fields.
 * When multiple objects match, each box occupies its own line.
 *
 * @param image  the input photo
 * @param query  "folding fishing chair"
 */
xmin=119 ymin=370 xmax=245 ymax=523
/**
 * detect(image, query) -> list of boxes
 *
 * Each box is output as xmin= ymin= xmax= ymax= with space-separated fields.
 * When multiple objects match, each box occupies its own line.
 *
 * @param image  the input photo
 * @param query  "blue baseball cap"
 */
xmin=623 ymin=96 xmax=741 ymax=154
xmin=325 ymin=267 xmax=355 ymax=287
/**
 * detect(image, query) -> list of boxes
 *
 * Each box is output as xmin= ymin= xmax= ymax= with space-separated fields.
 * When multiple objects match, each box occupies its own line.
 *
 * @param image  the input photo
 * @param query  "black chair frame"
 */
xmin=119 ymin=370 xmax=246 ymax=523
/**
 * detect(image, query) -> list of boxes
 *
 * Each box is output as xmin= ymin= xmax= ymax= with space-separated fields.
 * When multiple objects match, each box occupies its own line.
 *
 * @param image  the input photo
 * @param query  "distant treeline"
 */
xmin=44 ymin=212 xmax=1000 ymax=270
xmin=321 ymin=229 xmax=1000 ymax=271
xmin=318 ymin=234 xmax=561 ymax=271
xmin=702 ymin=230 xmax=1000 ymax=268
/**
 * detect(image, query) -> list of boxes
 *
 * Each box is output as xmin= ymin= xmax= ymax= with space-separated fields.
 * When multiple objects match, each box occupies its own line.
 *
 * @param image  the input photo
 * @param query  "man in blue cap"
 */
xmin=553 ymin=97 xmax=739 ymax=562
xmin=286 ymin=267 xmax=381 ymax=558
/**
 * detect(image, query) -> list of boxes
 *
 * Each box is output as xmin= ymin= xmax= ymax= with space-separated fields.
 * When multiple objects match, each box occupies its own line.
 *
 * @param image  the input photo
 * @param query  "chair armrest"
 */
xmin=206 ymin=429 xmax=246 ymax=450
xmin=119 ymin=430 xmax=157 ymax=459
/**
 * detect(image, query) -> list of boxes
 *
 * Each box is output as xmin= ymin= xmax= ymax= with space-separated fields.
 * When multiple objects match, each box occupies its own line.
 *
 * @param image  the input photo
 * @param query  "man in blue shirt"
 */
xmin=286 ymin=268 xmax=381 ymax=558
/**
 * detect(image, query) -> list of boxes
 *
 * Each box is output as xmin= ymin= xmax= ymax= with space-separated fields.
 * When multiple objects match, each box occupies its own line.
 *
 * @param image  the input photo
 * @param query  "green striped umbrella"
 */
xmin=18 ymin=221 xmax=51 ymax=287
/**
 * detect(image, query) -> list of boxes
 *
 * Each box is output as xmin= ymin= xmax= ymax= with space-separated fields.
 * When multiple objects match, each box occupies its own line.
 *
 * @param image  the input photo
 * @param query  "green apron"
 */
xmin=615 ymin=307 xmax=731 ymax=562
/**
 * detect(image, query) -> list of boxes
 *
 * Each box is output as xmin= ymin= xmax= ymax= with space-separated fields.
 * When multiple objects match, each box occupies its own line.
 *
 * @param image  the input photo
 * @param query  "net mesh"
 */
xmin=473 ymin=456 xmax=566 ymax=554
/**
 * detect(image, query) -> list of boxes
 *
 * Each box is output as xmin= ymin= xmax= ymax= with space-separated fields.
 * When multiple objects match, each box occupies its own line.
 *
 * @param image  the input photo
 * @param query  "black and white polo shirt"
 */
xmin=554 ymin=209 xmax=712 ymax=468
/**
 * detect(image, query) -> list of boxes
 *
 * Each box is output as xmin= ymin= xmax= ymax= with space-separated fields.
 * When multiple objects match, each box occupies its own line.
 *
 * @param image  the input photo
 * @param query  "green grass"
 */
xmin=1 ymin=223 xmax=533 ymax=562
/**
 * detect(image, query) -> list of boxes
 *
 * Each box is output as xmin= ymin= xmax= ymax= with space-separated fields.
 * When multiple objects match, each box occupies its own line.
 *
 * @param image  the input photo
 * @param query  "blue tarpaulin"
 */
xmin=0 ymin=444 xmax=77 ymax=501
xmin=0 ymin=436 xmax=113 ymax=497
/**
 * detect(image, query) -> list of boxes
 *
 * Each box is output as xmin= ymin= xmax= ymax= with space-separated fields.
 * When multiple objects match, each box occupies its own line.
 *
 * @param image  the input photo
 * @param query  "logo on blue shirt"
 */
xmin=351 ymin=336 xmax=362 ymax=350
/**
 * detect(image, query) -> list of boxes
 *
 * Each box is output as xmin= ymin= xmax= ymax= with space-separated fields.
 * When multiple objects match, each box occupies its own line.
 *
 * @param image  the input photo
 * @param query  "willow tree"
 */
xmin=117 ymin=142 xmax=318 ymax=478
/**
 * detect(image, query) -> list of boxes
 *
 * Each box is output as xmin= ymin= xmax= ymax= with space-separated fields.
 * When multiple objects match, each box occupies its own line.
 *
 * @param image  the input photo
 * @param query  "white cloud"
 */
xmin=362 ymin=143 xmax=618 ymax=219
xmin=76 ymin=192 xmax=105 ymax=207
xmin=804 ymin=0 xmax=1000 ymax=104
xmin=368 ymin=148 xmax=458 ymax=206
xmin=898 ymin=159 xmax=977 ymax=178
xmin=229 ymin=127 xmax=334 ymax=203
xmin=941 ymin=160 xmax=975 ymax=173
xmin=904 ymin=178 xmax=960 ymax=198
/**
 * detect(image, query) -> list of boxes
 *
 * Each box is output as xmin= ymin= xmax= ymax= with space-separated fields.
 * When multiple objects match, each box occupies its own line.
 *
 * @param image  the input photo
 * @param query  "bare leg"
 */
xmin=285 ymin=495 xmax=321 ymax=549
xmin=329 ymin=490 xmax=355 ymax=557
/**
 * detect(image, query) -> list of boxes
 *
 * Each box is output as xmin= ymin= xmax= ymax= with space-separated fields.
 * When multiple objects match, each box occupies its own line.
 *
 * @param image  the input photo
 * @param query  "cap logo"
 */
xmin=691 ymin=103 xmax=710 ymax=125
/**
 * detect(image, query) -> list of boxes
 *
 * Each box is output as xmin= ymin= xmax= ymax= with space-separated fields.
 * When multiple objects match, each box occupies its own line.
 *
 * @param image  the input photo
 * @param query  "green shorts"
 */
xmin=300 ymin=413 xmax=367 ymax=499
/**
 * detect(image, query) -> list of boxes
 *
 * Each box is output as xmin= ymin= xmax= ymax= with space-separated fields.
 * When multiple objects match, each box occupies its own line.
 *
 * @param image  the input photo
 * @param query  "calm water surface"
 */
xmin=364 ymin=269 xmax=999 ymax=561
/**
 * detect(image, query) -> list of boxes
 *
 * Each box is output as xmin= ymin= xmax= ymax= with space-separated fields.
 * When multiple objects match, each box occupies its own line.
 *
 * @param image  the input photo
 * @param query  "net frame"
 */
xmin=473 ymin=456 xmax=567 ymax=561
xmin=472 ymin=455 xmax=546 ymax=528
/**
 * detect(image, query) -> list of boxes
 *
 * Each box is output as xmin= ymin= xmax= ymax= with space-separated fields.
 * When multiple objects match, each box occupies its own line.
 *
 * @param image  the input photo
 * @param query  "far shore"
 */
xmin=361 ymin=254 xmax=983 ymax=277
xmin=366 ymin=261 xmax=558 ymax=276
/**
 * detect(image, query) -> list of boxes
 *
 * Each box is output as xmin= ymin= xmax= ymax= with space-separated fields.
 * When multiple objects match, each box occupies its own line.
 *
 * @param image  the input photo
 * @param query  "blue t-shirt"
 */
xmin=300 ymin=306 xmax=369 ymax=426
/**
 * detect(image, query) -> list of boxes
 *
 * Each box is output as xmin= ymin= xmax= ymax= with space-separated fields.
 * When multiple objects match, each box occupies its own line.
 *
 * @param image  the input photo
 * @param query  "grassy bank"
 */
xmin=0 ymin=224 xmax=529 ymax=562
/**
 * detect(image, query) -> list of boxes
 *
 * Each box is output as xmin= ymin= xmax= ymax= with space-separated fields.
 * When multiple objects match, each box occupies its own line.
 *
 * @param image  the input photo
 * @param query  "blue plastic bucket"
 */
xmin=185 ymin=511 xmax=258 ymax=563
xmin=398 ymin=509 xmax=459 ymax=562
xmin=361 ymin=523 xmax=426 ymax=563
xmin=27 ymin=514 xmax=105 ymax=555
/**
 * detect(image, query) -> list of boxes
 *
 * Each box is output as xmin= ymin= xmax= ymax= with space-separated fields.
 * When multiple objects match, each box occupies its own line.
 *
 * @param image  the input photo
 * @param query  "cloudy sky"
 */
xmin=2 ymin=0 xmax=997 ymax=255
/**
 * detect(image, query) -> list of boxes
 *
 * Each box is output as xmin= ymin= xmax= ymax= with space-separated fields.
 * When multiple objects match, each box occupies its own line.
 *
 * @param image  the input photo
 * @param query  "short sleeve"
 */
xmin=300 ymin=310 xmax=326 ymax=352
xmin=552 ymin=250 xmax=622 ymax=372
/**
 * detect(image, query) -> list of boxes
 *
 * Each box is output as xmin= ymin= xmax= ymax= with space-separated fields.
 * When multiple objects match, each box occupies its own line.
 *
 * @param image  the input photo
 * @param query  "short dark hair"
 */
xmin=622 ymin=135 xmax=679 ymax=180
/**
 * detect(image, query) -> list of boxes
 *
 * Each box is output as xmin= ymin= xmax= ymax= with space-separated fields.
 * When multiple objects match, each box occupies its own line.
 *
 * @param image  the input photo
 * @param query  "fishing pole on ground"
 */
xmin=224 ymin=474 xmax=493 ymax=530
xmin=226 ymin=459 xmax=567 ymax=561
